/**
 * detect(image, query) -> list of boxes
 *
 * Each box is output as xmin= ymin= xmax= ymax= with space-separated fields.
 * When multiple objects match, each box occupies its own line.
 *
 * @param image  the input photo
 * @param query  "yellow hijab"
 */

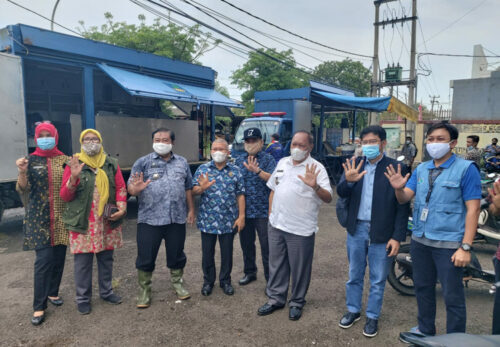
xmin=77 ymin=129 xmax=109 ymax=217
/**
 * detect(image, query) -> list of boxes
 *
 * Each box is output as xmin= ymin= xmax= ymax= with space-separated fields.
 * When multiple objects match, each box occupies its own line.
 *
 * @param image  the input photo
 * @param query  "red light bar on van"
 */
xmin=251 ymin=112 xmax=287 ymax=117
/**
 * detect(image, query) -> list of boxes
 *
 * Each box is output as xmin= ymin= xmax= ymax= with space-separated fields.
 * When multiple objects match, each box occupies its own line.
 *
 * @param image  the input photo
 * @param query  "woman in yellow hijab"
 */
xmin=60 ymin=129 xmax=127 ymax=315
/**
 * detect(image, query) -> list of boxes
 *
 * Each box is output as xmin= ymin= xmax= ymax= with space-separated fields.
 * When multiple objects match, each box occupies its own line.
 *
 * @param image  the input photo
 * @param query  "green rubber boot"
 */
xmin=136 ymin=270 xmax=152 ymax=308
xmin=170 ymin=268 xmax=190 ymax=300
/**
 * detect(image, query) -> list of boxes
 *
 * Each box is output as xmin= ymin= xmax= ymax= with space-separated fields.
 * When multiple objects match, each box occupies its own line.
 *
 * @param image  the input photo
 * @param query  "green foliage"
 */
xmin=230 ymin=48 xmax=308 ymax=113
xmin=78 ymin=12 xmax=221 ymax=64
xmin=215 ymin=80 xmax=230 ymax=98
xmin=313 ymin=59 xmax=371 ymax=96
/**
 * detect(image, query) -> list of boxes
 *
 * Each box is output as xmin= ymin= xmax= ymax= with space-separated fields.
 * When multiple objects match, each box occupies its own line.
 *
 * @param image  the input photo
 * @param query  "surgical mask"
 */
xmin=82 ymin=142 xmax=102 ymax=156
xmin=406 ymin=140 xmax=411 ymax=144
xmin=37 ymin=137 xmax=56 ymax=150
xmin=467 ymin=146 xmax=474 ymax=151
xmin=244 ymin=142 xmax=262 ymax=155
xmin=211 ymin=151 xmax=227 ymax=163
xmin=426 ymin=142 xmax=450 ymax=159
xmin=290 ymin=148 xmax=308 ymax=161
xmin=362 ymin=145 xmax=380 ymax=159
xmin=153 ymin=143 xmax=172 ymax=156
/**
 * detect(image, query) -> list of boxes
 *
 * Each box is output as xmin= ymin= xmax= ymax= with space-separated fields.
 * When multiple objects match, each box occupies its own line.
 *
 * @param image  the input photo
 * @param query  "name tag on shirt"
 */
xmin=420 ymin=207 xmax=429 ymax=222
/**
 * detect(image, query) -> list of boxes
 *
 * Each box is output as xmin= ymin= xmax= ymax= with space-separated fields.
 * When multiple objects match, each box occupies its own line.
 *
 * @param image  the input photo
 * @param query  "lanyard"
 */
xmin=425 ymin=168 xmax=443 ymax=204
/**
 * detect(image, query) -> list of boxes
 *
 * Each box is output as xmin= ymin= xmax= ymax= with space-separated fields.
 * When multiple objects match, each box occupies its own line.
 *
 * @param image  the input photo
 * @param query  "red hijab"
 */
xmin=31 ymin=123 xmax=65 ymax=157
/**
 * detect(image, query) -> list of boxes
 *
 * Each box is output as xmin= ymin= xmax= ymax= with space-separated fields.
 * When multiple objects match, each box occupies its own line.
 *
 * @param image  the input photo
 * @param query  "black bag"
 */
xmin=336 ymin=196 xmax=349 ymax=228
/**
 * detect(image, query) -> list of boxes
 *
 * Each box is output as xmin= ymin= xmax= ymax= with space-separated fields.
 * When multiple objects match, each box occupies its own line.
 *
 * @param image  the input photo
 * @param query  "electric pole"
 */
xmin=429 ymin=95 xmax=440 ymax=115
xmin=408 ymin=0 xmax=417 ymax=107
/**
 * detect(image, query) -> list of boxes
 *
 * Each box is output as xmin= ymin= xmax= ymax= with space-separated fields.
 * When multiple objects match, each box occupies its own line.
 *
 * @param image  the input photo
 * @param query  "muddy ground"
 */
xmin=0 ymin=196 xmax=496 ymax=346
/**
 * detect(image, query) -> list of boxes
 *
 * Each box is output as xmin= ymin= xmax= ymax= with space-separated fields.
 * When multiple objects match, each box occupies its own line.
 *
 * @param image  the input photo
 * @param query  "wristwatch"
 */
xmin=460 ymin=243 xmax=472 ymax=252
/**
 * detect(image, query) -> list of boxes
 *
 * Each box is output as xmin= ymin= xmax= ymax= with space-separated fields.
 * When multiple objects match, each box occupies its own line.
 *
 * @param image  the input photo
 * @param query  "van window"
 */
xmin=234 ymin=120 xmax=280 ymax=145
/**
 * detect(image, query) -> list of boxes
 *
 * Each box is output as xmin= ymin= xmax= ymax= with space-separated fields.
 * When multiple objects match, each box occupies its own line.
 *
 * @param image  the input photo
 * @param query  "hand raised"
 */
xmin=298 ymin=163 xmax=320 ymax=188
xmin=198 ymin=173 xmax=216 ymax=191
xmin=130 ymin=172 xmax=151 ymax=192
xmin=384 ymin=164 xmax=410 ymax=190
xmin=488 ymin=180 xmax=500 ymax=210
xmin=342 ymin=157 xmax=367 ymax=183
xmin=16 ymin=157 xmax=28 ymax=173
xmin=69 ymin=155 xmax=85 ymax=179
xmin=243 ymin=156 xmax=260 ymax=173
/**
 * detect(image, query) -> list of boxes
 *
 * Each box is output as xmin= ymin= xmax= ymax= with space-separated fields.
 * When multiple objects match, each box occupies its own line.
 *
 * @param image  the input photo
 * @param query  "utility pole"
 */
xmin=429 ymin=95 xmax=440 ymax=115
xmin=408 ymin=0 xmax=417 ymax=107
xmin=369 ymin=1 xmax=383 ymax=125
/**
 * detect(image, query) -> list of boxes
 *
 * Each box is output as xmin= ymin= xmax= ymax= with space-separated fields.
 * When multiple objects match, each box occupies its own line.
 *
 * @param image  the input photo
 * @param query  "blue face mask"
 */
xmin=37 ymin=137 xmax=56 ymax=150
xmin=362 ymin=144 xmax=380 ymax=159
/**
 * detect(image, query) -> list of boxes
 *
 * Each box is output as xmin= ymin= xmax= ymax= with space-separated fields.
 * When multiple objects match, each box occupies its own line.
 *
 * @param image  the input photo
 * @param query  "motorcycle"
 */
xmin=387 ymin=173 xmax=500 ymax=296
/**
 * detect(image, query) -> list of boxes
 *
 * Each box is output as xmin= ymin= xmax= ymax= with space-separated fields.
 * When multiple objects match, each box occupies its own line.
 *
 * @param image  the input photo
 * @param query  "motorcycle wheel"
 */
xmin=387 ymin=243 xmax=415 ymax=296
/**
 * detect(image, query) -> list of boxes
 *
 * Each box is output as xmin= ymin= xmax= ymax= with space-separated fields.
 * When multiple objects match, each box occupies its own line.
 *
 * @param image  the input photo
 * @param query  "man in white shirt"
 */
xmin=257 ymin=131 xmax=333 ymax=321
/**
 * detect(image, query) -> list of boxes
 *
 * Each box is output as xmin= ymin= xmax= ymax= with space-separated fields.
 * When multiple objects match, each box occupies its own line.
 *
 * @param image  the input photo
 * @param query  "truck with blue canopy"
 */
xmin=0 ymin=23 xmax=242 ymax=220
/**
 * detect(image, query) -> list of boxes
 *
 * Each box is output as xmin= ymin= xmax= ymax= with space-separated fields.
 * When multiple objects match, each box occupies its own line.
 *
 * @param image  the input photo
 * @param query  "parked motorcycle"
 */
xmin=387 ymin=173 xmax=500 ymax=296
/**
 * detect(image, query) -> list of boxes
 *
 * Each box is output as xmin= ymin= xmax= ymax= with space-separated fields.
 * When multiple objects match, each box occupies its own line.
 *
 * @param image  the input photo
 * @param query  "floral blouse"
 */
xmin=60 ymin=165 xmax=127 ymax=254
xmin=17 ymin=155 xmax=69 ymax=251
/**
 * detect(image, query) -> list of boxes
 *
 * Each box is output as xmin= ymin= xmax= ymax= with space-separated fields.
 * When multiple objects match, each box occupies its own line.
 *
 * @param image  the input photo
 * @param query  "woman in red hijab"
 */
xmin=15 ymin=122 xmax=69 ymax=326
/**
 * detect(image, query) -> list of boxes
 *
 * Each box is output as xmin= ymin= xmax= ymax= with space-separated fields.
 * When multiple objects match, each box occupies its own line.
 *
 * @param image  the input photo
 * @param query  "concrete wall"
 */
xmin=452 ymin=71 xmax=500 ymax=121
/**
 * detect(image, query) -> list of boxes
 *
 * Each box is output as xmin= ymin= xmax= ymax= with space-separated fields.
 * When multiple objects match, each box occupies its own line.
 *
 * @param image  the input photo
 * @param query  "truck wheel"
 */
xmin=387 ymin=243 xmax=415 ymax=296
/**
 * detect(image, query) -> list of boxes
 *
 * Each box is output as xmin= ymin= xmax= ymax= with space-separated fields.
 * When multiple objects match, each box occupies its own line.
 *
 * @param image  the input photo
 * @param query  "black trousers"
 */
xmin=239 ymin=217 xmax=269 ymax=280
xmin=135 ymin=223 xmax=187 ymax=272
xmin=74 ymin=250 xmax=114 ymax=304
xmin=201 ymin=232 xmax=235 ymax=286
xmin=33 ymin=245 xmax=67 ymax=311
xmin=493 ymin=257 xmax=500 ymax=334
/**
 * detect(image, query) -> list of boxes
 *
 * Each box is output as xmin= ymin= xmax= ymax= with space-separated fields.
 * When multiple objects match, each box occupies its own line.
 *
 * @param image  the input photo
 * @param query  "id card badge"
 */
xmin=420 ymin=207 xmax=429 ymax=222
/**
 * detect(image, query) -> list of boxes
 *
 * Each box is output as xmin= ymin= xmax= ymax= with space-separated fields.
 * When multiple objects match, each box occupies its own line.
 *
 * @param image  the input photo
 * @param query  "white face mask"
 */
xmin=153 ymin=143 xmax=172 ymax=156
xmin=82 ymin=143 xmax=102 ymax=156
xmin=290 ymin=147 xmax=308 ymax=161
xmin=211 ymin=151 xmax=227 ymax=163
xmin=426 ymin=142 xmax=450 ymax=159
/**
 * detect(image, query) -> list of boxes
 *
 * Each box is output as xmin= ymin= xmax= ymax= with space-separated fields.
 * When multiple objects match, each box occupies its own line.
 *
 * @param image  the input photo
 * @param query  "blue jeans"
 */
xmin=346 ymin=221 xmax=391 ymax=319
xmin=411 ymin=239 xmax=466 ymax=335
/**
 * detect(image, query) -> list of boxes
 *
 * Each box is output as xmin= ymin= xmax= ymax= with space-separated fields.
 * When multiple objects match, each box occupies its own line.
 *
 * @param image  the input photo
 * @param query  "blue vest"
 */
xmin=412 ymin=156 xmax=472 ymax=242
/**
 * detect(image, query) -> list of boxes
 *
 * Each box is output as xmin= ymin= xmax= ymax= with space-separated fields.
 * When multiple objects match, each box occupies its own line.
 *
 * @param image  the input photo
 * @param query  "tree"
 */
xmin=78 ymin=12 xmax=221 ymax=64
xmin=231 ymin=48 xmax=308 ymax=113
xmin=313 ymin=59 xmax=371 ymax=96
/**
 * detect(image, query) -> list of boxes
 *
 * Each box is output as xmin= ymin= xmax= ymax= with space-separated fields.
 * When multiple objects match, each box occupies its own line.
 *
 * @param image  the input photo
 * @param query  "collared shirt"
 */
xmin=265 ymin=141 xmax=284 ymax=162
xmin=193 ymin=161 xmax=245 ymax=234
xmin=357 ymin=155 xmax=383 ymax=221
xmin=465 ymin=147 xmax=482 ymax=166
xmin=267 ymin=155 xmax=333 ymax=237
xmin=234 ymin=150 xmax=276 ymax=219
xmin=129 ymin=152 xmax=193 ymax=226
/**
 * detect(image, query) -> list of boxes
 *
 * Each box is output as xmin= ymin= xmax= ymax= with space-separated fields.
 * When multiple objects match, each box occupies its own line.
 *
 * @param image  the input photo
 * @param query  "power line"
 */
xmin=218 ymin=0 xmax=373 ymax=59
xmin=5 ymin=0 xmax=83 ymax=37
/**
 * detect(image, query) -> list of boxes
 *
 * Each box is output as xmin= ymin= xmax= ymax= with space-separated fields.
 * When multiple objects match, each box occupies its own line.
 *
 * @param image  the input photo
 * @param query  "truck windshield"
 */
xmin=234 ymin=120 xmax=280 ymax=145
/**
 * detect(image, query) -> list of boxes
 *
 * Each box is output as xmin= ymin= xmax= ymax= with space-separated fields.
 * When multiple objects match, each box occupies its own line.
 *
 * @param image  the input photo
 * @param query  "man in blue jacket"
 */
xmin=337 ymin=125 xmax=409 ymax=338
xmin=385 ymin=122 xmax=481 ymax=342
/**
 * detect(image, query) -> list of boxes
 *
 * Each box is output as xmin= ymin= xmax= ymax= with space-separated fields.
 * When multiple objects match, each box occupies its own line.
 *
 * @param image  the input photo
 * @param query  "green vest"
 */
xmin=63 ymin=157 xmax=121 ymax=233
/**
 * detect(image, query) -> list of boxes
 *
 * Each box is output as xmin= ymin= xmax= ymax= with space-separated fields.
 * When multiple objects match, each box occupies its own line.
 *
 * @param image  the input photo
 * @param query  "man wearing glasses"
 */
xmin=385 ymin=122 xmax=481 ymax=342
xmin=337 ymin=125 xmax=409 ymax=338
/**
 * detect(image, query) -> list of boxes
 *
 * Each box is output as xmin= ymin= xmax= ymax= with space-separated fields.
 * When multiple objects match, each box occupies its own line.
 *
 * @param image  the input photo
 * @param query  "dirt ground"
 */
xmin=0 ymin=195 xmax=496 ymax=347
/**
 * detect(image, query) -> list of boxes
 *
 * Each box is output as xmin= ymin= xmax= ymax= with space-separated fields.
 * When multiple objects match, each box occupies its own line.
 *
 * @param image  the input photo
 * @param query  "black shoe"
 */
xmin=77 ymin=302 xmax=91 ymax=315
xmin=339 ymin=312 xmax=361 ymax=329
xmin=238 ymin=274 xmax=257 ymax=285
xmin=289 ymin=306 xmax=302 ymax=321
xmin=201 ymin=284 xmax=213 ymax=296
xmin=101 ymin=293 xmax=122 ymax=305
xmin=31 ymin=313 xmax=45 ymax=326
xmin=48 ymin=297 xmax=63 ymax=306
xmin=363 ymin=318 xmax=378 ymax=338
xmin=257 ymin=303 xmax=284 ymax=316
xmin=221 ymin=283 xmax=234 ymax=295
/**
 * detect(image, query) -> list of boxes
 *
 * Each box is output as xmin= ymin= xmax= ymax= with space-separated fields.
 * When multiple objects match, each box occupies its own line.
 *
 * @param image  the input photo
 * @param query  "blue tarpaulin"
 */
xmin=97 ymin=63 xmax=242 ymax=108
xmin=313 ymin=91 xmax=391 ymax=111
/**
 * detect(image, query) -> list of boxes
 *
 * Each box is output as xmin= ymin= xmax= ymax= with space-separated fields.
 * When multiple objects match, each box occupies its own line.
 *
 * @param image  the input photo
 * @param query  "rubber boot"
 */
xmin=136 ymin=270 xmax=152 ymax=308
xmin=170 ymin=268 xmax=190 ymax=300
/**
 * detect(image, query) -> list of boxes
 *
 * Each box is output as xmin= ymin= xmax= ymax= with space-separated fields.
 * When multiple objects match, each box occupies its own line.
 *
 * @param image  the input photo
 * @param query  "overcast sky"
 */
xmin=1 ymin=0 xmax=499 ymax=108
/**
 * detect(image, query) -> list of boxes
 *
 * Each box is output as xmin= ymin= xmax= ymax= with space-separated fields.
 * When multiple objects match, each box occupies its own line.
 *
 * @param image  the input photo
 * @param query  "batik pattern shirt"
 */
xmin=234 ymin=151 xmax=276 ymax=218
xmin=193 ymin=161 xmax=245 ymax=234
xmin=17 ymin=154 xmax=69 ymax=251
xmin=129 ymin=153 xmax=193 ymax=226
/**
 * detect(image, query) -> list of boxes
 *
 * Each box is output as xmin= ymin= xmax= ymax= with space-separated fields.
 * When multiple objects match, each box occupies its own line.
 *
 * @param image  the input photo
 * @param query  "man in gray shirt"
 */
xmin=128 ymin=128 xmax=195 ymax=308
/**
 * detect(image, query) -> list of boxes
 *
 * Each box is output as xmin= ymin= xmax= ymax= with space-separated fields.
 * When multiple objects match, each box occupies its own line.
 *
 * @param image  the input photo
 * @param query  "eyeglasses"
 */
xmin=82 ymin=138 xmax=100 ymax=144
xmin=361 ymin=139 xmax=379 ymax=145
xmin=34 ymin=120 xmax=52 ymax=126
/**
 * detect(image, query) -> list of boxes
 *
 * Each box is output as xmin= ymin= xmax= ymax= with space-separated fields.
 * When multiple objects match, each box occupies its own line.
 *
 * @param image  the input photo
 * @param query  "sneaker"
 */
xmin=77 ymin=302 xmax=91 ymax=315
xmin=101 ymin=293 xmax=122 ymax=305
xmin=399 ymin=326 xmax=429 ymax=344
xmin=362 ymin=318 xmax=378 ymax=338
xmin=339 ymin=312 xmax=361 ymax=329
